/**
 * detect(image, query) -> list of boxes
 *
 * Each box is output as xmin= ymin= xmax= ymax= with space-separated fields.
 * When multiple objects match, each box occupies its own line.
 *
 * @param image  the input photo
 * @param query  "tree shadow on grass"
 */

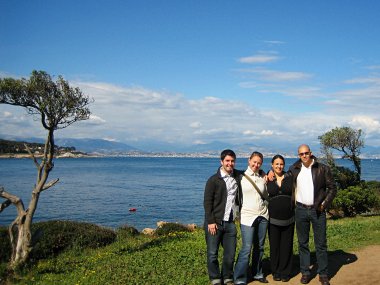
xmin=261 ymin=250 xmax=357 ymax=281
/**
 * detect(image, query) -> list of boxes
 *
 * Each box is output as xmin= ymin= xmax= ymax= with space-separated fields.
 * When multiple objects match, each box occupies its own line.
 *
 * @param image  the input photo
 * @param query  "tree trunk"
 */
xmin=10 ymin=217 xmax=32 ymax=268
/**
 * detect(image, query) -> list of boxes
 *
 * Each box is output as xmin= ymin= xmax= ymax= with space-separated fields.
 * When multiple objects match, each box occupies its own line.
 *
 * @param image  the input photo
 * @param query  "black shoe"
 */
xmin=300 ymin=274 xmax=310 ymax=284
xmin=273 ymin=274 xmax=281 ymax=281
xmin=254 ymin=277 xmax=269 ymax=283
xmin=319 ymin=275 xmax=330 ymax=285
xmin=281 ymin=276 xmax=290 ymax=282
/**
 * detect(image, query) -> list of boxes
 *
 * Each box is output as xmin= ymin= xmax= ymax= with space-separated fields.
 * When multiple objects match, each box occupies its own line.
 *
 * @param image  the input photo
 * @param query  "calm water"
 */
xmin=0 ymin=157 xmax=379 ymax=230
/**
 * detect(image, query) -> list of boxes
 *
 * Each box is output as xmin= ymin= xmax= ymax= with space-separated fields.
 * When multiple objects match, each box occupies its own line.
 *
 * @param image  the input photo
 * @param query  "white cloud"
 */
xmin=2 ymin=67 xmax=380 ymax=150
xmin=349 ymin=116 xmax=380 ymax=134
xmin=238 ymin=54 xmax=279 ymax=64
xmin=190 ymin=121 xmax=202 ymax=128
xmin=3 ymin=111 xmax=12 ymax=117
xmin=89 ymin=114 xmax=106 ymax=124
xmin=238 ymin=68 xmax=313 ymax=82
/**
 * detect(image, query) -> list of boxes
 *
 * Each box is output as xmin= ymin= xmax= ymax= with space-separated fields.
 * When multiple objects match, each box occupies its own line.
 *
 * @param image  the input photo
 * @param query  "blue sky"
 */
xmin=1 ymin=0 xmax=380 ymax=153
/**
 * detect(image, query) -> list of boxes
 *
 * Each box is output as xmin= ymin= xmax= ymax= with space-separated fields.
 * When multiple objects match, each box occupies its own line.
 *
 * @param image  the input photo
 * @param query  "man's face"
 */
xmin=220 ymin=155 xmax=235 ymax=174
xmin=298 ymin=145 xmax=312 ymax=166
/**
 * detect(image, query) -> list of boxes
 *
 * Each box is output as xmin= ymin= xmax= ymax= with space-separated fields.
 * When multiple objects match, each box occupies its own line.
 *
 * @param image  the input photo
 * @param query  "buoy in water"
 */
xmin=129 ymin=208 xmax=137 ymax=212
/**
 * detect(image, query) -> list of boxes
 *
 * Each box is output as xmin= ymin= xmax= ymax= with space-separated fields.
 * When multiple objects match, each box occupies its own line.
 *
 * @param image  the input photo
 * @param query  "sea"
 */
xmin=1 ymin=157 xmax=379 ymax=230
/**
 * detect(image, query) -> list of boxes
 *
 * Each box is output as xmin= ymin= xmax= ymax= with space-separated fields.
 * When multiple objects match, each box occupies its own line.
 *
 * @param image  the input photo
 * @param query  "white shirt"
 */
xmin=296 ymin=160 xmax=314 ymax=205
xmin=220 ymin=168 xmax=238 ymax=221
xmin=240 ymin=167 xmax=269 ymax=226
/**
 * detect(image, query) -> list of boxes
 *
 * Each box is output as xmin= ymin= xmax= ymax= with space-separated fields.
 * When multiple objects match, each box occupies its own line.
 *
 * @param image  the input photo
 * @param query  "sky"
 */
xmin=1 ymin=0 xmax=380 ymax=153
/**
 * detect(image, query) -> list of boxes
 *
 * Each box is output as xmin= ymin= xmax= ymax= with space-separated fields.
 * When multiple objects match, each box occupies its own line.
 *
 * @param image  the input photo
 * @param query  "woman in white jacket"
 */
xmin=234 ymin=151 xmax=269 ymax=285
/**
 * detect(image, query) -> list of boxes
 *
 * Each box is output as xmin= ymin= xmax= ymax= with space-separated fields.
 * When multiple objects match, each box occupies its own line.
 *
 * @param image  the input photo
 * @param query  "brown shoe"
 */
xmin=300 ymin=274 xmax=310 ymax=284
xmin=319 ymin=276 xmax=330 ymax=285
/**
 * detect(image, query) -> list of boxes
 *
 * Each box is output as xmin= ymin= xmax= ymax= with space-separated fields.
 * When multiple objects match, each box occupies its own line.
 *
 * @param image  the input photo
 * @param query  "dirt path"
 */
xmin=247 ymin=245 xmax=380 ymax=285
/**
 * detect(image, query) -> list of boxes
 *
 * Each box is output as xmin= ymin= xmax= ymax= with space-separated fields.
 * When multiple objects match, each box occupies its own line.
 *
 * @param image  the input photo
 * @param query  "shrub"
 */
xmin=331 ymin=183 xmax=380 ymax=217
xmin=116 ymin=224 xmax=140 ymax=239
xmin=331 ymin=165 xmax=360 ymax=189
xmin=0 ymin=226 xmax=11 ymax=262
xmin=155 ymin=222 xmax=191 ymax=236
xmin=30 ymin=220 xmax=116 ymax=260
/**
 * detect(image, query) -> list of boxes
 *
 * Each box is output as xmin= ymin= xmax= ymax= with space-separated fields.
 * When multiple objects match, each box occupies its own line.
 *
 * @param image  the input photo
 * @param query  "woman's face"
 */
xmin=248 ymin=155 xmax=262 ymax=173
xmin=272 ymin=157 xmax=285 ymax=175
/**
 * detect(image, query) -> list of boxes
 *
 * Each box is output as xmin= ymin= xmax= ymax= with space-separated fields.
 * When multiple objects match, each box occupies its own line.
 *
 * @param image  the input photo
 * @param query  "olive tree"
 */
xmin=0 ymin=70 xmax=92 ymax=269
xmin=318 ymin=126 xmax=364 ymax=179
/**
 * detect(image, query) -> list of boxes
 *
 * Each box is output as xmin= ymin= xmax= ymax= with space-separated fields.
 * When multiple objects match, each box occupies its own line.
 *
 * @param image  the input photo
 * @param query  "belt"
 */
xmin=296 ymin=202 xmax=314 ymax=209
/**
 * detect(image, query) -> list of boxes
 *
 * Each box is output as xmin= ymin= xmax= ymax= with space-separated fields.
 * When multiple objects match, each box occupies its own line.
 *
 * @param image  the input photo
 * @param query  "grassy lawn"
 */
xmin=5 ymin=215 xmax=380 ymax=285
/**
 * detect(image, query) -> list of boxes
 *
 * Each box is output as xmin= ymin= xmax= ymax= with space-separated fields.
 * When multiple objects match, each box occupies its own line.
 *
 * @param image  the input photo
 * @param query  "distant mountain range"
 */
xmin=1 ymin=135 xmax=380 ymax=158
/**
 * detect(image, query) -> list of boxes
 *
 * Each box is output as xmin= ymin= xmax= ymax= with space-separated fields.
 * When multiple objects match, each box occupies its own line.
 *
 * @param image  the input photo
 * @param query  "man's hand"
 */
xmin=318 ymin=202 xmax=325 ymax=212
xmin=267 ymin=170 xmax=275 ymax=181
xmin=208 ymin=223 xmax=218 ymax=235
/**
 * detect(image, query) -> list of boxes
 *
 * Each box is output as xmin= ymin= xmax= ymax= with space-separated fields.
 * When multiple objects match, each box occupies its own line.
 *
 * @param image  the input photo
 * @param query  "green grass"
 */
xmin=4 ymin=216 xmax=380 ymax=285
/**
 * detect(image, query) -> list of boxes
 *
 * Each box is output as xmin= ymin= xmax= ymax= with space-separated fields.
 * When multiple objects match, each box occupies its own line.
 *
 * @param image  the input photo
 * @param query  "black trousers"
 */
xmin=268 ymin=222 xmax=295 ymax=278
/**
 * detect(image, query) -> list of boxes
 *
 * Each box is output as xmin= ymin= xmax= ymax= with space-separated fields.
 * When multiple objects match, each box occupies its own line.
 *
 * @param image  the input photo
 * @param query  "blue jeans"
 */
xmin=234 ymin=217 xmax=268 ymax=284
xmin=295 ymin=205 xmax=328 ymax=277
xmin=205 ymin=221 xmax=237 ymax=284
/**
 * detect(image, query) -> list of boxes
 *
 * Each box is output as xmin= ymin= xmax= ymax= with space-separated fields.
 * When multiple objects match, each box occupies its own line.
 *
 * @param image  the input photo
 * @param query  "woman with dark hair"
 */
xmin=267 ymin=154 xmax=294 ymax=282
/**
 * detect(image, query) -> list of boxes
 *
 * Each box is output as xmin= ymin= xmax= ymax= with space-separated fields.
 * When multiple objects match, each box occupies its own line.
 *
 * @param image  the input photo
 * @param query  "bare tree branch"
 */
xmin=24 ymin=143 xmax=40 ymax=168
xmin=0 ymin=199 xmax=12 ymax=213
xmin=42 ymin=178 xmax=60 ymax=191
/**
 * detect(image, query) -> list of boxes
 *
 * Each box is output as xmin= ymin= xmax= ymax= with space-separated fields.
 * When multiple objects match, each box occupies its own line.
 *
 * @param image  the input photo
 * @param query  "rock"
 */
xmin=186 ymin=223 xmax=197 ymax=231
xmin=142 ymin=228 xmax=155 ymax=235
xmin=157 ymin=221 xmax=169 ymax=228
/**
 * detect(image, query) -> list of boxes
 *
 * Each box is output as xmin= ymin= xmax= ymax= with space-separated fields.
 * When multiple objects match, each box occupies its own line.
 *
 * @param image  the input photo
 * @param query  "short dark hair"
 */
xmin=249 ymin=151 xmax=263 ymax=161
xmin=271 ymin=154 xmax=285 ymax=165
xmin=220 ymin=149 xmax=236 ymax=161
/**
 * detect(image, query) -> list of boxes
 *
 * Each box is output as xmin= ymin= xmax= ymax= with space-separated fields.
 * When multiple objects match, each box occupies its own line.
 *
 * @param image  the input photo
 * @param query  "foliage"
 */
xmin=330 ymin=165 xmax=360 ymax=190
xmin=0 ymin=139 xmax=76 ymax=154
xmin=0 ymin=226 xmax=11 ymax=262
xmin=0 ymin=70 xmax=92 ymax=130
xmin=318 ymin=126 xmax=364 ymax=178
xmin=1 ymin=221 xmax=116 ymax=263
xmin=29 ymin=221 xmax=116 ymax=260
xmin=365 ymin=180 xmax=380 ymax=197
xmin=331 ymin=182 xmax=380 ymax=217
xmin=154 ymin=222 xmax=192 ymax=236
xmin=116 ymin=224 xmax=140 ymax=239
xmin=2 ymin=216 xmax=379 ymax=284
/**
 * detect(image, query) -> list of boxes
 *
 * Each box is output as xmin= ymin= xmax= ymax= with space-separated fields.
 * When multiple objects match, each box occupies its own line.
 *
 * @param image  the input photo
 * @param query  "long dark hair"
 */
xmin=271 ymin=154 xmax=285 ymax=165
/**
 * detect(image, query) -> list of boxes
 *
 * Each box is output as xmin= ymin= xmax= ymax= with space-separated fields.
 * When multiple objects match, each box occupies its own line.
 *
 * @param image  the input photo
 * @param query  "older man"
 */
xmin=289 ymin=144 xmax=337 ymax=285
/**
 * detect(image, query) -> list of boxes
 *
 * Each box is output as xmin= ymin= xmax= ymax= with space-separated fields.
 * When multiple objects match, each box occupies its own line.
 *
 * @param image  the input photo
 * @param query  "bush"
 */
xmin=155 ymin=222 xmax=191 ymax=236
xmin=0 ymin=226 xmax=11 ymax=262
xmin=30 ymin=220 xmax=116 ymax=260
xmin=116 ymin=224 xmax=140 ymax=239
xmin=331 ymin=182 xmax=380 ymax=217
xmin=331 ymin=165 xmax=360 ymax=189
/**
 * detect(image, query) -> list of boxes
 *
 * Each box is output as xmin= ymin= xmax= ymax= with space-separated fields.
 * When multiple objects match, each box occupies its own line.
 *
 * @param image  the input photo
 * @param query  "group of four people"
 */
xmin=204 ymin=145 xmax=337 ymax=285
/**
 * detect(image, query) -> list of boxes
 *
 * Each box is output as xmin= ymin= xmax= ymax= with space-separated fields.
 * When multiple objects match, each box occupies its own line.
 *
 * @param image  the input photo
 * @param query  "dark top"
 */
xmin=289 ymin=156 xmax=337 ymax=210
xmin=203 ymin=168 xmax=243 ymax=225
xmin=267 ymin=172 xmax=294 ymax=226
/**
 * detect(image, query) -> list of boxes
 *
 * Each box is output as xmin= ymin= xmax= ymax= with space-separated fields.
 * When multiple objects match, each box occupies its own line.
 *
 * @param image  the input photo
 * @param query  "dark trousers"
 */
xmin=205 ymin=221 xmax=237 ymax=284
xmin=268 ymin=222 xmax=294 ymax=278
xmin=295 ymin=205 xmax=328 ymax=277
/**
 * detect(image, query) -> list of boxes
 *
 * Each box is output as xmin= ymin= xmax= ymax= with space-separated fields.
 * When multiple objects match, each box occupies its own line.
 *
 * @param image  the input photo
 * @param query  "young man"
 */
xmin=204 ymin=149 xmax=242 ymax=285
xmin=289 ymin=144 xmax=337 ymax=285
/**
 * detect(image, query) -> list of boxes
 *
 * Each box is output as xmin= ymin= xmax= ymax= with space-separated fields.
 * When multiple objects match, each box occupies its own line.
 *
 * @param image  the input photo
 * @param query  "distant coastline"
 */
xmin=1 ymin=152 xmax=379 ymax=160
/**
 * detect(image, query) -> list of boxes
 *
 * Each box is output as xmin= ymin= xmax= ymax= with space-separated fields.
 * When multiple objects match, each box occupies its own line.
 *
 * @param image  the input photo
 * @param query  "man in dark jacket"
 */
xmin=204 ymin=149 xmax=242 ymax=285
xmin=289 ymin=144 xmax=336 ymax=285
